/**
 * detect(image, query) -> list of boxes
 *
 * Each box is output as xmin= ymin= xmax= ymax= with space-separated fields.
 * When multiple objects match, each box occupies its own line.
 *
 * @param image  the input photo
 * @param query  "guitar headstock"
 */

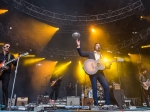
xmin=20 ymin=52 xmax=29 ymax=57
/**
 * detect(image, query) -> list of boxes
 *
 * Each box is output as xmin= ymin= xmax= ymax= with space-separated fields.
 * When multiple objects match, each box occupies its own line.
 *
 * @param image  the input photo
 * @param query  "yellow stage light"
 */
xmin=140 ymin=16 xmax=143 ymax=19
xmin=92 ymin=28 xmax=96 ymax=33
xmin=0 ymin=9 xmax=8 ymax=14
xmin=0 ymin=43 xmax=4 ymax=46
xmin=128 ymin=53 xmax=131 ymax=56
xmin=141 ymin=45 xmax=150 ymax=48
xmin=23 ymin=58 xmax=45 ymax=65
xmin=54 ymin=61 xmax=71 ymax=74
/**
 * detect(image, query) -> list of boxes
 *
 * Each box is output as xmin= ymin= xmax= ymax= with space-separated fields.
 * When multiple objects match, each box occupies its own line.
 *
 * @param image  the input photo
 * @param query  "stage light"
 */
xmin=54 ymin=61 xmax=71 ymax=74
xmin=0 ymin=43 xmax=4 ymax=46
xmin=141 ymin=45 xmax=150 ymax=48
xmin=0 ymin=9 xmax=8 ymax=14
xmin=92 ymin=28 xmax=95 ymax=33
xmin=23 ymin=58 xmax=45 ymax=65
xmin=128 ymin=53 xmax=131 ymax=56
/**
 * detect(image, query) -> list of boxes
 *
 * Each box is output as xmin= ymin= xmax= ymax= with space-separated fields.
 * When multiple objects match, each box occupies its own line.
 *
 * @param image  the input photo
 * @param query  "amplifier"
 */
xmin=81 ymin=98 xmax=93 ymax=106
xmin=113 ymin=83 xmax=120 ymax=90
xmin=67 ymin=96 xmax=80 ymax=106
xmin=16 ymin=97 xmax=28 ymax=106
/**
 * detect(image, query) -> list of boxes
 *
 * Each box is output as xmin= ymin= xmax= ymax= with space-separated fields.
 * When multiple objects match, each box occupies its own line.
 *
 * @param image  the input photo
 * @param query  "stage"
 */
xmin=1 ymin=105 xmax=149 ymax=112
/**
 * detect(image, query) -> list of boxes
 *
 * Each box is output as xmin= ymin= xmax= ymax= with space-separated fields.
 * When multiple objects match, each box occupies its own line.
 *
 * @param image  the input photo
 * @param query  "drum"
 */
xmin=88 ymin=89 xmax=104 ymax=99
xmin=88 ymin=89 xmax=100 ymax=98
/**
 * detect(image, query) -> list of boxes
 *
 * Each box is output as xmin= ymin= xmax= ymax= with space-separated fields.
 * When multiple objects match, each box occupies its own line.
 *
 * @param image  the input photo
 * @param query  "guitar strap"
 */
xmin=8 ymin=53 xmax=11 ymax=62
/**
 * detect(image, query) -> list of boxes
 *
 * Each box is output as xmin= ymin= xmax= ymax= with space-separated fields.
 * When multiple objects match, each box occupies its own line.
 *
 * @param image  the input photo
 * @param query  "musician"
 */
xmin=139 ymin=68 xmax=150 ymax=107
xmin=76 ymin=39 xmax=110 ymax=106
xmin=49 ymin=73 xmax=62 ymax=100
xmin=66 ymin=82 xmax=74 ymax=96
xmin=0 ymin=43 xmax=16 ymax=109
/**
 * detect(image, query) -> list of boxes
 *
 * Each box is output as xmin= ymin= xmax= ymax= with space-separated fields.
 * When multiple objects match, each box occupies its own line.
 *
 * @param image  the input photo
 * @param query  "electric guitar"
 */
xmin=50 ymin=75 xmax=63 ymax=87
xmin=143 ymin=79 xmax=150 ymax=90
xmin=0 ymin=52 xmax=29 ymax=76
xmin=83 ymin=59 xmax=115 ymax=75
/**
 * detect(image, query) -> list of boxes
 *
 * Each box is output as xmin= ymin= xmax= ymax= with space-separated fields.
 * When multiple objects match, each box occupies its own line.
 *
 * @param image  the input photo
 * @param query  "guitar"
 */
xmin=50 ymin=75 xmax=63 ymax=87
xmin=83 ymin=59 xmax=115 ymax=75
xmin=143 ymin=79 xmax=150 ymax=90
xmin=0 ymin=52 xmax=29 ymax=76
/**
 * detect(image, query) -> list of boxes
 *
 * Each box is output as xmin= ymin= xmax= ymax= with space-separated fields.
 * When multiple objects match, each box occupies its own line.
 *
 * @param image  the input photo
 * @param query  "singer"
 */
xmin=76 ymin=39 xmax=110 ymax=106
xmin=0 ymin=43 xmax=17 ymax=110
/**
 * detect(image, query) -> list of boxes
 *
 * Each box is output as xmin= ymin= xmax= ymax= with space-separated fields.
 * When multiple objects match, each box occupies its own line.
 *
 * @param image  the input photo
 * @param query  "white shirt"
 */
xmin=94 ymin=51 xmax=102 ymax=60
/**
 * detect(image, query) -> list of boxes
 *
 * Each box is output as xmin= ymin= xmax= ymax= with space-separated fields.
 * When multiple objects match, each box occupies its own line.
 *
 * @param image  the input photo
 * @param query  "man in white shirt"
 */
xmin=76 ymin=39 xmax=110 ymax=106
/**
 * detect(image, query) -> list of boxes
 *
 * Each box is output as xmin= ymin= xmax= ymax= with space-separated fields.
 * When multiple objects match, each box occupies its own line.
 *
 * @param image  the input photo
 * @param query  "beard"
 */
xmin=96 ymin=47 xmax=100 ymax=51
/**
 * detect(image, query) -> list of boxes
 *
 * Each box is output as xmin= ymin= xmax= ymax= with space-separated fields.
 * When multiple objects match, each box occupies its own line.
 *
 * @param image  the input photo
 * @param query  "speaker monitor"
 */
xmin=113 ymin=89 xmax=124 ymax=108
xmin=67 ymin=96 xmax=80 ymax=106
xmin=16 ymin=97 xmax=28 ymax=106
xmin=81 ymin=98 xmax=94 ymax=106
xmin=8 ymin=98 xmax=16 ymax=106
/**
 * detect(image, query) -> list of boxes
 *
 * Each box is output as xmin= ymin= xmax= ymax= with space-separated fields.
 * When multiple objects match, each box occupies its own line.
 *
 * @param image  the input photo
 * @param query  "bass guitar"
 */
xmin=0 ymin=52 xmax=29 ymax=76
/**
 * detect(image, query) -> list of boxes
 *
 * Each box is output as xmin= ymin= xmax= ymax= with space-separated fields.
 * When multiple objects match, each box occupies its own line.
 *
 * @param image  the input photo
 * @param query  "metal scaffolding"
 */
xmin=0 ymin=23 xmax=150 ymax=57
xmin=3 ymin=0 xmax=145 ymax=26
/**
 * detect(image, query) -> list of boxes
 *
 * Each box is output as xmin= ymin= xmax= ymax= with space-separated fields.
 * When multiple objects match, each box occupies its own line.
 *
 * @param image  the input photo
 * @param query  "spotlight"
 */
xmin=92 ymin=28 xmax=95 ymax=32
xmin=0 ymin=9 xmax=8 ymax=14
xmin=140 ymin=16 xmax=144 ymax=20
xmin=141 ymin=45 xmax=150 ymax=48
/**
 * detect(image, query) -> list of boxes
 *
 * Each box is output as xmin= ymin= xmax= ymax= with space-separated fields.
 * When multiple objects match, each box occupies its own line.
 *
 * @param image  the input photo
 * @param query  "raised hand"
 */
xmin=76 ymin=39 xmax=80 ymax=47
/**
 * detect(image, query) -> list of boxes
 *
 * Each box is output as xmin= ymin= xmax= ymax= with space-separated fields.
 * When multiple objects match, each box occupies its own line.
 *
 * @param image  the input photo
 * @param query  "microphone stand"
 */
xmin=9 ymin=56 xmax=20 ymax=110
xmin=44 ymin=75 xmax=51 ymax=95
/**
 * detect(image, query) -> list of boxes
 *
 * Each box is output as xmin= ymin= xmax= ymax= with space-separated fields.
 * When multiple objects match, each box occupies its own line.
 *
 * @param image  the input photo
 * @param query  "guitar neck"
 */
xmin=4 ymin=58 xmax=17 ymax=66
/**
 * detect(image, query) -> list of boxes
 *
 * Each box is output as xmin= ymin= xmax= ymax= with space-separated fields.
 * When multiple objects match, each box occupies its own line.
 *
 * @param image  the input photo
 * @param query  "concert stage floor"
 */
xmin=1 ymin=107 xmax=150 ymax=112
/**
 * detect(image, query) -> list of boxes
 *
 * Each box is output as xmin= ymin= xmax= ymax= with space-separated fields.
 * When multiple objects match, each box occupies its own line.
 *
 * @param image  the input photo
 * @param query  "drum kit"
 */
xmin=84 ymin=82 xmax=104 ymax=100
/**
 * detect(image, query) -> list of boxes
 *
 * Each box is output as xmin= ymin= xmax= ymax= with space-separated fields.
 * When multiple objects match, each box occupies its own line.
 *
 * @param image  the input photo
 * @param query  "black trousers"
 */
xmin=140 ymin=86 xmax=150 ymax=106
xmin=50 ymin=86 xmax=59 ymax=100
xmin=0 ymin=76 xmax=10 ymax=106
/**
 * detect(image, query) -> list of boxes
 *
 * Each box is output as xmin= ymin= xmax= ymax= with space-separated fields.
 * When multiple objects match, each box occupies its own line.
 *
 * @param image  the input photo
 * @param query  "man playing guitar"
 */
xmin=76 ymin=39 xmax=111 ymax=106
xmin=0 ymin=43 xmax=17 ymax=110
xmin=139 ymin=67 xmax=150 ymax=107
xmin=49 ymin=73 xmax=62 ymax=100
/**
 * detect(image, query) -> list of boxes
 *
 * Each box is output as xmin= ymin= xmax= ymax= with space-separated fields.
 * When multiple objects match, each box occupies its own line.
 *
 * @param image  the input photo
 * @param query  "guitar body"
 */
xmin=50 ymin=81 xmax=56 ymax=87
xmin=83 ymin=59 xmax=105 ymax=75
xmin=0 ymin=61 xmax=9 ymax=76
xmin=143 ymin=80 xmax=150 ymax=90
xmin=0 ymin=52 xmax=29 ymax=76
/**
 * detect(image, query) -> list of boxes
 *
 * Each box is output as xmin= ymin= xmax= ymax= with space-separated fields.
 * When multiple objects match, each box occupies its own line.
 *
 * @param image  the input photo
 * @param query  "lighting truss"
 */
xmin=3 ymin=0 xmax=145 ymax=26
xmin=0 ymin=23 xmax=78 ymax=56
xmin=0 ymin=22 xmax=150 ymax=57
xmin=109 ymin=27 xmax=150 ymax=51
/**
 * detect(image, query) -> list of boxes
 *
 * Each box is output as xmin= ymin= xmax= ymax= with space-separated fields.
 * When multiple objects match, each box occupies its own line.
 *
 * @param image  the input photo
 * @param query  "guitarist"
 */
xmin=76 ymin=39 xmax=110 ymax=106
xmin=139 ymin=68 xmax=150 ymax=107
xmin=49 ymin=73 xmax=62 ymax=100
xmin=0 ymin=43 xmax=16 ymax=109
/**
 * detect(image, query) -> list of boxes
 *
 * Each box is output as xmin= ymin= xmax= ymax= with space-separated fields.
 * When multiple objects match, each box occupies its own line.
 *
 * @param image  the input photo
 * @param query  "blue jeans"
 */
xmin=89 ymin=71 xmax=110 ymax=105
